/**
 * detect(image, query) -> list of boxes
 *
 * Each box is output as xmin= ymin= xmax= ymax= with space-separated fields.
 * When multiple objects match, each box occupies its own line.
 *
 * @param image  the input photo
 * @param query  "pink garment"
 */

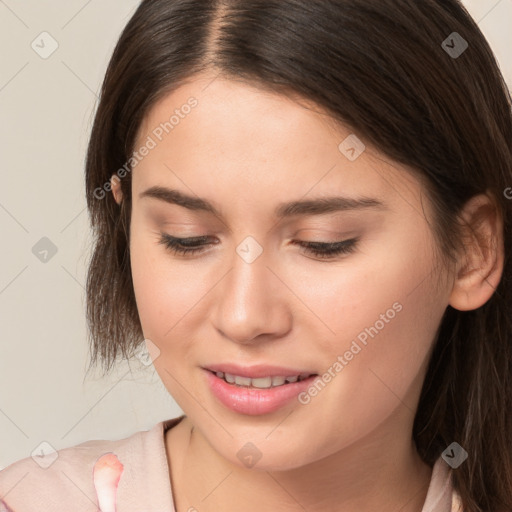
xmin=0 ymin=414 xmax=462 ymax=511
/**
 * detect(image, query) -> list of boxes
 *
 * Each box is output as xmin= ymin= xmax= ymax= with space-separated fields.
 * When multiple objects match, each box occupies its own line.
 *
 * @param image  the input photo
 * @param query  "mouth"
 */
xmin=203 ymin=368 xmax=320 ymax=415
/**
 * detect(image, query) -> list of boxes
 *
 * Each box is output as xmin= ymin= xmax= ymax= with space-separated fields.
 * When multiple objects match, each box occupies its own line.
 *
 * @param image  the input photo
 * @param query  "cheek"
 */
xmin=290 ymin=222 xmax=441 ymax=353
xmin=129 ymin=227 xmax=203 ymax=345
xmin=129 ymin=230 xmax=206 ymax=404
xmin=295 ymin=229 xmax=445 ymax=449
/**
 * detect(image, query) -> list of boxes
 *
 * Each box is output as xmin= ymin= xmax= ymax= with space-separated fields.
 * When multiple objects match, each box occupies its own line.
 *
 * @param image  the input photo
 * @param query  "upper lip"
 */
xmin=203 ymin=363 xmax=317 ymax=379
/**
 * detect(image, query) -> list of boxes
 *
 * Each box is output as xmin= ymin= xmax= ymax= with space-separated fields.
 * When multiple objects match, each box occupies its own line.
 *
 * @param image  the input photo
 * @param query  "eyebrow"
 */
xmin=139 ymin=186 xmax=388 ymax=218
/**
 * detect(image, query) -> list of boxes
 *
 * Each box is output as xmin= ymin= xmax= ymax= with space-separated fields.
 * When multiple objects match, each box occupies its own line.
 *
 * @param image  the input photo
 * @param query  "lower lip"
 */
xmin=203 ymin=369 xmax=318 ymax=416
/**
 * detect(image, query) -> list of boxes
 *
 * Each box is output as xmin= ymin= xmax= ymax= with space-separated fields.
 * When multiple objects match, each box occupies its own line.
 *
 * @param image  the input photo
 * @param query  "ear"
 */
xmin=448 ymin=193 xmax=504 ymax=311
xmin=111 ymin=174 xmax=123 ymax=205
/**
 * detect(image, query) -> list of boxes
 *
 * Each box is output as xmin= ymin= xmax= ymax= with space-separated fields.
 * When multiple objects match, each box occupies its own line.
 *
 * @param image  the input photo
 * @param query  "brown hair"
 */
xmin=84 ymin=1 xmax=512 ymax=509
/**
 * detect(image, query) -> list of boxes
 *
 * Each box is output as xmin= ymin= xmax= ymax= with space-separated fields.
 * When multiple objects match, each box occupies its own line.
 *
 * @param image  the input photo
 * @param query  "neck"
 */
xmin=167 ymin=411 xmax=433 ymax=512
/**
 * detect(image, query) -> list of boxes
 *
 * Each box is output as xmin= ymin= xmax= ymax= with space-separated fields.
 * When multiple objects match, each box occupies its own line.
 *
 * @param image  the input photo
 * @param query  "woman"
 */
xmin=1 ymin=0 xmax=511 ymax=510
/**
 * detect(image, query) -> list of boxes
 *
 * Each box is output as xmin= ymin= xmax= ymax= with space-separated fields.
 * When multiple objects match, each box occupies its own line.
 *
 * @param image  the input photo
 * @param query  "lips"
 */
xmin=204 ymin=363 xmax=317 ymax=379
xmin=204 ymin=369 xmax=319 ymax=415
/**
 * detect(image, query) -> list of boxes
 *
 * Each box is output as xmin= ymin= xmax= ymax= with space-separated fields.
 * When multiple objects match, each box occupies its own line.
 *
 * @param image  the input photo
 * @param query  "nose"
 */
xmin=211 ymin=243 xmax=293 ymax=345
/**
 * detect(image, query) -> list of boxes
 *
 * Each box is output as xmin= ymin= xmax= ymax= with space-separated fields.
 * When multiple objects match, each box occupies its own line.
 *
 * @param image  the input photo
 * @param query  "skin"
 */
xmin=111 ymin=73 xmax=504 ymax=512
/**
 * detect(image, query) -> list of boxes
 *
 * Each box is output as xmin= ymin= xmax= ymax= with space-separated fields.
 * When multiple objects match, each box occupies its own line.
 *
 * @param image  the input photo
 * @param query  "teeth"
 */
xmin=272 ymin=376 xmax=286 ymax=386
xmin=214 ymin=371 xmax=312 ymax=388
xmin=250 ymin=376 xmax=272 ymax=388
xmin=234 ymin=375 xmax=252 ymax=387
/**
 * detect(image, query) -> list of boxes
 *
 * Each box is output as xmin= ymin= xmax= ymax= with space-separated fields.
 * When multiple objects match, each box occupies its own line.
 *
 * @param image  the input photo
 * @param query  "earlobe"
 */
xmin=111 ymin=175 xmax=123 ymax=205
xmin=448 ymin=193 xmax=504 ymax=311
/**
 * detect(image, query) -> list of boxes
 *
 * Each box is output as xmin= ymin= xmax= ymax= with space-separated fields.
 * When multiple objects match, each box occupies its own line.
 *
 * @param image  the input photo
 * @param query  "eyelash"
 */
xmin=158 ymin=234 xmax=359 ymax=260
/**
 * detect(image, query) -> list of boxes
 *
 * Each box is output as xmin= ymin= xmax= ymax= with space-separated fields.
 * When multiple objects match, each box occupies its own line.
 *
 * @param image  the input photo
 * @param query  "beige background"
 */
xmin=0 ymin=0 xmax=511 ymax=468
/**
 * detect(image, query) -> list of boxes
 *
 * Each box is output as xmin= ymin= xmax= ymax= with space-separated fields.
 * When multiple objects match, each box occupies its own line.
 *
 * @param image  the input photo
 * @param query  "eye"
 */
xmin=158 ymin=234 xmax=214 ymax=256
xmin=158 ymin=234 xmax=359 ymax=260
xmin=291 ymin=238 xmax=359 ymax=259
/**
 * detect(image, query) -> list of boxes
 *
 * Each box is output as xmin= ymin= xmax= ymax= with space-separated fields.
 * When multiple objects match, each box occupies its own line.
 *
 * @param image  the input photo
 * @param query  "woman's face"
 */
xmin=125 ymin=74 xmax=452 ymax=470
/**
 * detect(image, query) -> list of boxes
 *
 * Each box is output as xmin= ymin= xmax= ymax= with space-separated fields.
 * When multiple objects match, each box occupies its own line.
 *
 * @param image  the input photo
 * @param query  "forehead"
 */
xmin=131 ymin=74 xmax=422 ymax=216
xmin=136 ymin=74 xmax=347 ymax=149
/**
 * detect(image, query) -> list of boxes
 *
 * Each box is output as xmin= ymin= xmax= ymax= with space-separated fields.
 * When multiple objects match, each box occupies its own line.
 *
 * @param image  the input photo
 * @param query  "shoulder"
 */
xmin=0 ymin=417 xmax=182 ymax=512
xmin=0 ymin=434 xmax=131 ymax=511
